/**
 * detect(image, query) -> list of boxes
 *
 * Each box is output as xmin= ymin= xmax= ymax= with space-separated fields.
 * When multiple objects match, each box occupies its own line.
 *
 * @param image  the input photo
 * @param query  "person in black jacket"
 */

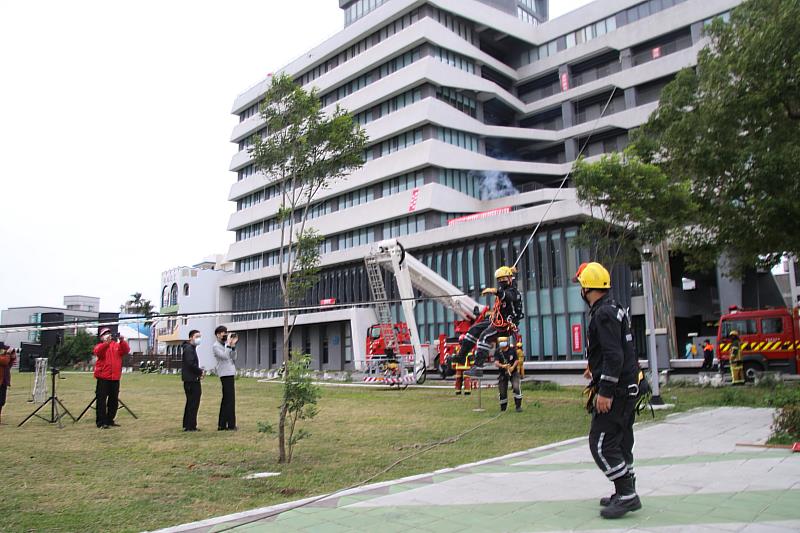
xmin=575 ymin=262 xmax=642 ymax=519
xmin=181 ymin=330 xmax=204 ymax=431
xmin=453 ymin=266 xmax=524 ymax=368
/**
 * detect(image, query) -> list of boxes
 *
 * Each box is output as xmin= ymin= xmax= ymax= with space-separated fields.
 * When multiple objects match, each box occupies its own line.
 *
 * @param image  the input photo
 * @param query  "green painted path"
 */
xmin=156 ymin=408 xmax=800 ymax=533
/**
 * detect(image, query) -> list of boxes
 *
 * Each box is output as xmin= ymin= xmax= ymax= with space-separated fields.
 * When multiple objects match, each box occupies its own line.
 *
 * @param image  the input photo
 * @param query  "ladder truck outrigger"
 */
xmin=362 ymin=239 xmax=496 ymax=388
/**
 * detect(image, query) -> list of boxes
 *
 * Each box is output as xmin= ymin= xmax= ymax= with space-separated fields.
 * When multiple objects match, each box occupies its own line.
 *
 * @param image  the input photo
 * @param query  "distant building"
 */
xmin=1 ymin=295 xmax=103 ymax=351
xmin=156 ymin=255 xmax=233 ymax=370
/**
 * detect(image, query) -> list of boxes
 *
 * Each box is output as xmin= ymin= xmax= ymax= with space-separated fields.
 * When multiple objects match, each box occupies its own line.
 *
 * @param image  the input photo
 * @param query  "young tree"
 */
xmin=250 ymin=73 xmax=367 ymax=463
xmin=632 ymin=0 xmax=800 ymax=275
xmin=257 ymin=354 xmax=320 ymax=463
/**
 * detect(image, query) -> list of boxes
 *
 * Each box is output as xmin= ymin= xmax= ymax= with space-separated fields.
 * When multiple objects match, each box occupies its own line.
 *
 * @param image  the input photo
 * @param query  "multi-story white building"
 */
xmin=157 ymin=255 xmax=233 ymax=370
xmin=221 ymin=0 xmax=745 ymax=371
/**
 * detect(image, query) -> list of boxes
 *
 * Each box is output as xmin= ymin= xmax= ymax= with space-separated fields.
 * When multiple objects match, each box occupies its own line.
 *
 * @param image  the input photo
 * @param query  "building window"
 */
xmin=436 ymin=127 xmax=479 ymax=152
xmin=436 ymin=87 xmax=477 ymax=118
xmin=183 ymin=283 xmax=189 ymax=297
xmin=434 ymin=47 xmax=475 ymax=74
xmin=322 ymin=337 xmax=329 ymax=365
xmin=170 ymin=284 xmax=178 ymax=306
xmin=161 ymin=285 xmax=169 ymax=307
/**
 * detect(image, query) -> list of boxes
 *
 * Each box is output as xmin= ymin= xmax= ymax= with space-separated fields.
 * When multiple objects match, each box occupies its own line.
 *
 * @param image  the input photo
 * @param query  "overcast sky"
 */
xmin=0 ymin=0 xmax=592 ymax=314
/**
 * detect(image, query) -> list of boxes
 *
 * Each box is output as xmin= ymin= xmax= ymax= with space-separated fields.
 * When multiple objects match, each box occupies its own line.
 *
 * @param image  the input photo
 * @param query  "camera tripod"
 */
xmin=75 ymin=394 xmax=138 ymax=423
xmin=18 ymin=368 xmax=76 ymax=428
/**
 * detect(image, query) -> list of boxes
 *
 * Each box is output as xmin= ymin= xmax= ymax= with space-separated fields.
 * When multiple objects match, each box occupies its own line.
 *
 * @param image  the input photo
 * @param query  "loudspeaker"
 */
xmin=40 ymin=313 xmax=65 ymax=353
xmin=19 ymin=342 xmax=44 ymax=372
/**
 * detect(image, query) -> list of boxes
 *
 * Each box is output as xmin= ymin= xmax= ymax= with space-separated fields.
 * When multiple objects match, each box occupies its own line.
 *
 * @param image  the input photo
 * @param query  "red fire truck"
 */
xmin=717 ymin=306 xmax=800 ymax=380
xmin=363 ymin=239 xmax=500 ymax=384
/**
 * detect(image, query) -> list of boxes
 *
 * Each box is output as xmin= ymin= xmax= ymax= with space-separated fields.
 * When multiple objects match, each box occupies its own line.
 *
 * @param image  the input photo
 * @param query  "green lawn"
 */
xmin=0 ymin=371 xmax=788 ymax=532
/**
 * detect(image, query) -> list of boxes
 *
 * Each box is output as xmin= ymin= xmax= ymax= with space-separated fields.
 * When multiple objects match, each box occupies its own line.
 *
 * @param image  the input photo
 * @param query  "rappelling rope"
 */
xmin=512 ymin=86 xmax=619 ymax=269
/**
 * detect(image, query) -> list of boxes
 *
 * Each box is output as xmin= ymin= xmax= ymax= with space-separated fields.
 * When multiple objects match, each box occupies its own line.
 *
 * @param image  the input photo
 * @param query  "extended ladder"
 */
xmin=364 ymin=255 xmax=397 ymax=352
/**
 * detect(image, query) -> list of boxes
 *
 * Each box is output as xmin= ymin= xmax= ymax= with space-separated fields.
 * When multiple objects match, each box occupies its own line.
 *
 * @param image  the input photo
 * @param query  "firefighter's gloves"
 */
xmin=482 ymin=287 xmax=498 ymax=295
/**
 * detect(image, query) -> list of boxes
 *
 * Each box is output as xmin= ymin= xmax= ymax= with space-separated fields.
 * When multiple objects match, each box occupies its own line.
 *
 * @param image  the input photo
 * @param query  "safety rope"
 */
xmin=512 ymin=86 xmax=619 ymax=270
xmin=213 ymin=410 xmax=505 ymax=532
xmin=0 ymin=292 xmax=482 ymax=334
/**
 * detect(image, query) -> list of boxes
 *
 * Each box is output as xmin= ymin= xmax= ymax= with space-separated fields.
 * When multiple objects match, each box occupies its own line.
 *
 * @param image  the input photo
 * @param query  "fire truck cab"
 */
xmin=717 ymin=307 xmax=800 ymax=380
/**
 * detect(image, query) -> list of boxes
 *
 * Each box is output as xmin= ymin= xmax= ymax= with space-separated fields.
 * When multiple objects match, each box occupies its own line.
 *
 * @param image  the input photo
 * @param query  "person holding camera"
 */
xmin=0 ymin=342 xmax=17 ymax=425
xmin=181 ymin=330 xmax=204 ymax=431
xmin=93 ymin=328 xmax=130 ymax=429
xmin=213 ymin=326 xmax=238 ymax=431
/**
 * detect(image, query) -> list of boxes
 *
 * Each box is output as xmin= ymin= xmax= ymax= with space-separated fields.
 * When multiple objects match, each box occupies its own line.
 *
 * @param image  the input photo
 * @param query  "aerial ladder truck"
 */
xmin=362 ymin=239 xmax=492 ymax=386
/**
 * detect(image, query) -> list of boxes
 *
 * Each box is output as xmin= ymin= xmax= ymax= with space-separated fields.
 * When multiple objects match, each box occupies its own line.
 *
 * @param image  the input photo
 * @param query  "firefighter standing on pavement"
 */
xmin=729 ymin=330 xmax=745 ymax=385
xmin=495 ymin=337 xmax=524 ymax=412
xmin=454 ymin=266 xmax=524 ymax=368
xmin=575 ymin=262 xmax=642 ymax=519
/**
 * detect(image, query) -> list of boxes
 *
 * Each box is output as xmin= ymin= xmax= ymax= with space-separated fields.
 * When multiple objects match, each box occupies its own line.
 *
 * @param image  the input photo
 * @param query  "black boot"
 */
xmin=600 ymin=475 xmax=634 ymax=506
xmin=515 ymin=398 xmax=522 ymax=412
xmin=601 ymin=474 xmax=641 ymax=518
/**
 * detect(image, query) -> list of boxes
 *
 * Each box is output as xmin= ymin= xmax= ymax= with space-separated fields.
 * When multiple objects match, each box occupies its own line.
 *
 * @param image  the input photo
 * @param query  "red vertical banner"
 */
xmin=651 ymin=46 xmax=661 ymax=59
xmin=560 ymin=71 xmax=570 ymax=92
xmin=572 ymin=324 xmax=582 ymax=353
xmin=407 ymin=188 xmax=420 ymax=212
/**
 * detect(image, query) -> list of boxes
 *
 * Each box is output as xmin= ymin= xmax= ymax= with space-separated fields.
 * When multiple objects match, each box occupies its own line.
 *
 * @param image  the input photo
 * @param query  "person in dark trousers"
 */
xmin=454 ymin=266 xmax=524 ymax=368
xmin=181 ymin=330 xmax=204 ymax=431
xmin=93 ymin=328 xmax=130 ymax=429
xmin=213 ymin=326 xmax=238 ymax=431
xmin=574 ymin=262 xmax=642 ymax=519
xmin=702 ymin=340 xmax=714 ymax=370
xmin=0 ymin=343 xmax=17 ymax=425
xmin=494 ymin=337 xmax=523 ymax=412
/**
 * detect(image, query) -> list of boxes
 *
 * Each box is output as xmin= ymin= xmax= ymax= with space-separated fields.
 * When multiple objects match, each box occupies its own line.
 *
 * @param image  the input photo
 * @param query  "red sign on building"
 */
xmin=407 ymin=188 xmax=420 ymax=212
xmin=572 ymin=324 xmax=583 ymax=353
xmin=320 ymin=298 xmax=336 ymax=306
xmin=447 ymin=207 xmax=512 ymax=226
xmin=560 ymin=72 xmax=570 ymax=92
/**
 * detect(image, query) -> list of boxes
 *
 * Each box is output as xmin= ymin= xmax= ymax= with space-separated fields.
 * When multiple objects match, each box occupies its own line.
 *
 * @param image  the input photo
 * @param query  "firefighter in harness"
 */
xmin=575 ymin=261 xmax=642 ymax=519
xmin=453 ymin=266 xmax=524 ymax=369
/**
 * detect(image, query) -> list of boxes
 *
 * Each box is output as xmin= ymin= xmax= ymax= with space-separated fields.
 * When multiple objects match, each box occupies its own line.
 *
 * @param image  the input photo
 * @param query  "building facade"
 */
xmin=221 ymin=0 xmax=742 ymax=371
xmin=157 ymin=255 xmax=233 ymax=370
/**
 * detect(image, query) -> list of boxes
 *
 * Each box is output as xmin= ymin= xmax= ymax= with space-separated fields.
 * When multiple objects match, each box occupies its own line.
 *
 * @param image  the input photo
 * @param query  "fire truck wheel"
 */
xmin=743 ymin=361 xmax=763 ymax=382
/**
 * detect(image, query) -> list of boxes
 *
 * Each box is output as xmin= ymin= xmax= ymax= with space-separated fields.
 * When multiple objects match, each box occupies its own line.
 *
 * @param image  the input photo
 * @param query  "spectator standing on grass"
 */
xmin=93 ymin=328 xmax=130 ymax=429
xmin=213 ymin=326 xmax=238 ymax=431
xmin=181 ymin=330 xmax=204 ymax=431
xmin=0 ymin=343 xmax=17 ymax=425
xmin=702 ymin=340 xmax=714 ymax=370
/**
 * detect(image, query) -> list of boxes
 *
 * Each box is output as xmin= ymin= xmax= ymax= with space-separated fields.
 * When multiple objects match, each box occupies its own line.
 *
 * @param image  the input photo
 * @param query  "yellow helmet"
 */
xmin=495 ymin=266 xmax=516 ymax=280
xmin=729 ymin=330 xmax=739 ymax=338
xmin=573 ymin=262 xmax=611 ymax=289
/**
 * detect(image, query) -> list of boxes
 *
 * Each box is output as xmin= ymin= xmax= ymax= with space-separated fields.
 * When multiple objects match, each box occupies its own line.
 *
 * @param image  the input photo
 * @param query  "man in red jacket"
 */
xmin=93 ymin=328 xmax=130 ymax=429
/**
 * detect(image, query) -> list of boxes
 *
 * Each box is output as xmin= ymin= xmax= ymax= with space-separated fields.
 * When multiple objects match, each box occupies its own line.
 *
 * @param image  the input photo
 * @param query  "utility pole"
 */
xmin=641 ymin=246 xmax=664 ymax=404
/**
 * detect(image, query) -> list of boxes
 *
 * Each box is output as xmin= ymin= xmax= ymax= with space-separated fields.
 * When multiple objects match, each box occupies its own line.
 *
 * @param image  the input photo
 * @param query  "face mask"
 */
xmin=221 ymin=334 xmax=228 ymax=343
xmin=580 ymin=288 xmax=590 ymax=306
xmin=193 ymin=336 xmax=202 ymax=346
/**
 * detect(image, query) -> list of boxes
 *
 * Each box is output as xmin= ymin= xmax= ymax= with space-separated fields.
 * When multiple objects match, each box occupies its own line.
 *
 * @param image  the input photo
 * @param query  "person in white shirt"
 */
xmin=213 ymin=326 xmax=239 ymax=430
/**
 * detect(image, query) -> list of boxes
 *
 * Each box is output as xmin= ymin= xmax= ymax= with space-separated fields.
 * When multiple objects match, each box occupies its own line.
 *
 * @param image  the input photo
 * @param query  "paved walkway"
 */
xmin=159 ymin=408 xmax=800 ymax=533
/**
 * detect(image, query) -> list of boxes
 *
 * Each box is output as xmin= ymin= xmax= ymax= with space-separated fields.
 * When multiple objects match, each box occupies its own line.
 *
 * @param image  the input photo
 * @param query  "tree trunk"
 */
xmin=277 ymin=401 xmax=288 ymax=463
